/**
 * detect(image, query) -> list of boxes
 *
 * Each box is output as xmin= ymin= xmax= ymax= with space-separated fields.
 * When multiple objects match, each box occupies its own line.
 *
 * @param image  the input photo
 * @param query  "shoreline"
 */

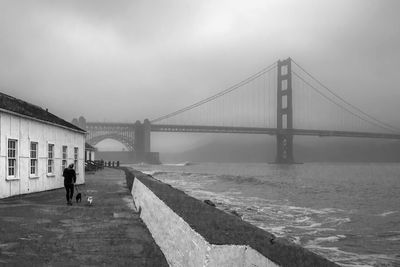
xmin=123 ymin=167 xmax=339 ymax=266
xmin=125 ymin=162 xmax=400 ymax=267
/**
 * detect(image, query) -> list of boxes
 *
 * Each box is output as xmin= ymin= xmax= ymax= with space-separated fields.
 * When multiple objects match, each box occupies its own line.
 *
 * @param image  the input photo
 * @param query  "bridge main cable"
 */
xmin=291 ymin=59 xmax=400 ymax=133
xmin=151 ymin=61 xmax=277 ymax=123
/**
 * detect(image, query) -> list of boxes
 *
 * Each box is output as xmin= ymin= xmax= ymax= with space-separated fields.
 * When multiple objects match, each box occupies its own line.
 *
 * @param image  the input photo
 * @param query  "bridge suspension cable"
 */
xmin=151 ymin=57 xmax=398 ymax=135
xmin=291 ymin=59 xmax=400 ymax=133
xmin=151 ymin=61 xmax=277 ymax=124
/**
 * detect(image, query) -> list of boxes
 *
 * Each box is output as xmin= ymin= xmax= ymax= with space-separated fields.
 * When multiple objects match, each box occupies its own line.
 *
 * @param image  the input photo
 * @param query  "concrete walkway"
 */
xmin=0 ymin=168 xmax=168 ymax=266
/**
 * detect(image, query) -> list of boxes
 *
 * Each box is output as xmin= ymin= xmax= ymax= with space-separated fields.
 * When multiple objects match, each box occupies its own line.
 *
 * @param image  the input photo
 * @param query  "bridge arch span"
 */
xmin=88 ymin=134 xmax=135 ymax=151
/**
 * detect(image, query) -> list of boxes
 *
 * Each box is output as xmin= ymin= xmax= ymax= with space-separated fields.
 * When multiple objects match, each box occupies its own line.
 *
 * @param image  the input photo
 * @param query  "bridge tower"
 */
xmin=134 ymin=119 xmax=151 ymax=155
xmin=276 ymin=58 xmax=295 ymax=163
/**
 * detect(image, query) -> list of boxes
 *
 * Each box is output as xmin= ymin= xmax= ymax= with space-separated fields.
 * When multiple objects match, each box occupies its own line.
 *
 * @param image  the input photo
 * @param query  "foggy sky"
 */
xmin=1 ymin=0 xmax=400 ymax=151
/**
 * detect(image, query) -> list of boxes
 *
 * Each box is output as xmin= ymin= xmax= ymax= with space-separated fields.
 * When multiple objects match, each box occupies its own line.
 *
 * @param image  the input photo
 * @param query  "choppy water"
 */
xmin=127 ymin=162 xmax=400 ymax=267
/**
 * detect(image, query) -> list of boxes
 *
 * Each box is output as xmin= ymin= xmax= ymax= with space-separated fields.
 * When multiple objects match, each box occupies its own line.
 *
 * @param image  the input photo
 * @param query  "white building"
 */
xmin=0 ymin=92 xmax=86 ymax=199
xmin=85 ymin=143 xmax=96 ymax=162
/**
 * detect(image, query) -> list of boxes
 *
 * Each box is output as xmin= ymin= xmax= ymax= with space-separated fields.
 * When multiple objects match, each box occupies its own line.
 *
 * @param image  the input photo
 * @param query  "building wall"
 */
xmin=85 ymin=150 xmax=95 ymax=161
xmin=0 ymin=112 xmax=86 ymax=199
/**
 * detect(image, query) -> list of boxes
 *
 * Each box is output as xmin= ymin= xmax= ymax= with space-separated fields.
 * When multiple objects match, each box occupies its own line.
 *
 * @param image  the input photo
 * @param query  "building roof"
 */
xmin=85 ymin=143 xmax=96 ymax=151
xmin=0 ymin=92 xmax=85 ymax=132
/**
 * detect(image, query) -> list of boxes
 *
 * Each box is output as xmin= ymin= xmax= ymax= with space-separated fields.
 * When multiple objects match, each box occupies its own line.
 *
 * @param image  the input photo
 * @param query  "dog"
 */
xmin=75 ymin=185 xmax=82 ymax=203
xmin=87 ymin=196 xmax=93 ymax=205
xmin=75 ymin=192 xmax=82 ymax=203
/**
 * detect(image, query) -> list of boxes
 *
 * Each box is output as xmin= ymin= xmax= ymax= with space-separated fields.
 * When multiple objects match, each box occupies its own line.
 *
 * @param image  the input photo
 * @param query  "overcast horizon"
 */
xmin=1 ymin=0 xmax=399 ymax=152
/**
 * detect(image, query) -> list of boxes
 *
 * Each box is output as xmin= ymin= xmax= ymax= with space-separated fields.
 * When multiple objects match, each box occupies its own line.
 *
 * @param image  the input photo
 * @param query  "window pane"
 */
xmin=30 ymin=159 xmax=37 ymax=175
xmin=8 ymin=159 xmax=15 ymax=176
xmin=48 ymin=144 xmax=54 ymax=159
xmin=63 ymin=146 xmax=67 ymax=159
xmin=48 ymin=159 xmax=53 ymax=173
xmin=7 ymin=140 xmax=17 ymax=177
xmin=30 ymin=143 xmax=38 ymax=159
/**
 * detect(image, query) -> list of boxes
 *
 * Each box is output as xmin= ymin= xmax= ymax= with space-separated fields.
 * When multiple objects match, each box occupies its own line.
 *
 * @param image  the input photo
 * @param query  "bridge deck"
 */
xmin=151 ymin=124 xmax=400 ymax=140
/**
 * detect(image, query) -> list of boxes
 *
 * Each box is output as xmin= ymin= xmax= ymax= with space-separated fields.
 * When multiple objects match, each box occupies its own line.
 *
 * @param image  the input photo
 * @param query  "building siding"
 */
xmin=0 ymin=112 xmax=85 ymax=199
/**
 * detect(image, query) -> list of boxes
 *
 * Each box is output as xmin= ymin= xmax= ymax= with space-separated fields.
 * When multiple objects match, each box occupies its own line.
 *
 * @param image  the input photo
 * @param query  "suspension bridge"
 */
xmin=76 ymin=58 xmax=400 ymax=163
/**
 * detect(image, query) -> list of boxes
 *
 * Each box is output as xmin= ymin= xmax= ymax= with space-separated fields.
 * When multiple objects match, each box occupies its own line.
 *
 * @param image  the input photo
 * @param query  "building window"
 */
xmin=47 ymin=143 xmax=54 ymax=174
xmin=62 ymin=145 xmax=67 ymax=171
xmin=8 ymin=139 xmax=18 ymax=177
xmin=74 ymin=147 xmax=78 ymax=172
xmin=30 ymin=142 xmax=38 ymax=176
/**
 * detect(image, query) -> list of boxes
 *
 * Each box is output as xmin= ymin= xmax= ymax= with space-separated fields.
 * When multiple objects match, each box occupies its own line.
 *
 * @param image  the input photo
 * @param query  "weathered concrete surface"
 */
xmin=0 ymin=168 xmax=168 ymax=266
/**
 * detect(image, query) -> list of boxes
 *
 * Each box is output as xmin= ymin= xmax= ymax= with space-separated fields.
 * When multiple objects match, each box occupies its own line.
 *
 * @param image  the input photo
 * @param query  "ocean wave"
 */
xmin=295 ymin=216 xmax=312 ymax=223
xmin=163 ymin=161 xmax=192 ymax=166
xmin=162 ymin=180 xmax=396 ymax=266
xmin=377 ymin=211 xmax=397 ymax=217
xmin=377 ymin=231 xmax=400 ymax=240
xmin=141 ymin=170 xmax=167 ymax=176
xmin=217 ymin=174 xmax=280 ymax=187
xmin=305 ymin=244 xmax=398 ymax=267
xmin=177 ymin=187 xmax=352 ymax=238
xmin=297 ymin=222 xmax=323 ymax=229
xmin=307 ymin=235 xmax=346 ymax=246
xmin=269 ymin=226 xmax=287 ymax=236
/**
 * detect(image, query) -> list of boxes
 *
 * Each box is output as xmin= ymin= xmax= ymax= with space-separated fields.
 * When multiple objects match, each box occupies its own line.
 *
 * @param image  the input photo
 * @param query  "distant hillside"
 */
xmin=161 ymin=136 xmax=400 ymax=163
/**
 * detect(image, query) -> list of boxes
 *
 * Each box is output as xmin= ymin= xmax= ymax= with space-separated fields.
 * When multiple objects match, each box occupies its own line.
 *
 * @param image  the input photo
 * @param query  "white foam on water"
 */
xmin=307 ymin=235 xmax=346 ymax=245
xmin=305 ymin=240 xmax=399 ymax=267
xmin=378 ymin=211 xmax=397 ymax=217
xmin=386 ymin=236 xmax=400 ymax=241
xmin=304 ymin=222 xmax=323 ymax=228
xmin=268 ymin=226 xmax=286 ymax=236
xmin=162 ymin=161 xmax=192 ymax=166
xmin=141 ymin=170 xmax=165 ymax=176
xmin=290 ymin=236 xmax=301 ymax=245
xmin=324 ymin=216 xmax=351 ymax=226
xmin=295 ymin=216 xmax=312 ymax=223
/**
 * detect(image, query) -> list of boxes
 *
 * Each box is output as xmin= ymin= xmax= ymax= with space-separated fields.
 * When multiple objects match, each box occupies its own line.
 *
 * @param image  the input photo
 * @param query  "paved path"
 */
xmin=0 ymin=168 xmax=168 ymax=266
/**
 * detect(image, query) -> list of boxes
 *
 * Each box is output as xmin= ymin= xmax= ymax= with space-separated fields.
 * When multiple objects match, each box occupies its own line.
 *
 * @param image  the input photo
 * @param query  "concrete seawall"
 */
xmin=123 ymin=168 xmax=339 ymax=267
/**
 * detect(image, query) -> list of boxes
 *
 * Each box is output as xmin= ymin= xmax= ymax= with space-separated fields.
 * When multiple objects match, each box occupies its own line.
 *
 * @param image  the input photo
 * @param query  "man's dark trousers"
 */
xmin=65 ymin=183 xmax=74 ymax=202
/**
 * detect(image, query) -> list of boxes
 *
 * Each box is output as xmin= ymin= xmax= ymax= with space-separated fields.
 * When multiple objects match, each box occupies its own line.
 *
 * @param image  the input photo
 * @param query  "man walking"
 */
xmin=63 ymin=163 xmax=76 ymax=205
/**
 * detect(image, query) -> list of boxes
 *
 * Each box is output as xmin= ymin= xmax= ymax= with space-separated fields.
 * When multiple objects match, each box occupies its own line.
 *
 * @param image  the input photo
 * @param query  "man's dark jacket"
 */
xmin=63 ymin=168 xmax=76 ymax=185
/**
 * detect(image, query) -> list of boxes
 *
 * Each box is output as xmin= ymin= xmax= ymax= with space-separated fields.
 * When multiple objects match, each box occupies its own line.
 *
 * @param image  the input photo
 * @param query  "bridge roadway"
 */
xmin=151 ymin=124 xmax=400 ymax=140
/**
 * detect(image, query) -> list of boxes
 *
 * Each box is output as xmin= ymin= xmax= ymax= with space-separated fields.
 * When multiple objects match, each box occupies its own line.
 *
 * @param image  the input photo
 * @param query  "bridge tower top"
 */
xmin=276 ymin=58 xmax=294 ymax=163
xmin=71 ymin=116 xmax=87 ymax=130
